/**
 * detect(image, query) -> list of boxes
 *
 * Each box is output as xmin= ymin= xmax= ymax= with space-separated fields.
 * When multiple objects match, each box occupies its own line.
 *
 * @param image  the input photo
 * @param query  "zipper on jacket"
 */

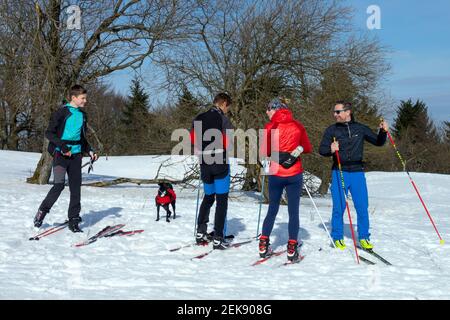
xmin=62 ymin=106 xmax=86 ymax=148
xmin=62 ymin=113 xmax=71 ymax=133
xmin=345 ymin=122 xmax=351 ymax=138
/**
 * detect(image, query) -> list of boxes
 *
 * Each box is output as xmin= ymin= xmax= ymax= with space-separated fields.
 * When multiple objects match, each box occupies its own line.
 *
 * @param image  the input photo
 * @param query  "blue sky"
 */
xmin=349 ymin=0 xmax=450 ymax=124
xmin=106 ymin=0 xmax=450 ymax=124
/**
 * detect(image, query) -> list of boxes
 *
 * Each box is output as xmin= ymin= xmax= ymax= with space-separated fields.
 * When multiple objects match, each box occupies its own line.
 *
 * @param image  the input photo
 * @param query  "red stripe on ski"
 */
xmin=105 ymin=229 xmax=144 ymax=237
xmin=192 ymin=249 xmax=213 ymax=260
xmin=74 ymin=224 xmax=125 ymax=247
xmin=29 ymin=221 xmax=69 ymax=241
xmin=191 ymin=240 xmax=255 ymax=260
xmin=280 ymin=254 xmax=306 ymax=266
xmin=252 ymin=250 xmax=287 ymax=266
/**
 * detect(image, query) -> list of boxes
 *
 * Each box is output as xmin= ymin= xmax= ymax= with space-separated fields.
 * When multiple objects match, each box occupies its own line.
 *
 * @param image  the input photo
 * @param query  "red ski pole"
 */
xmin=333 ymin=138 xmax=360 ymax=264
xmin=385 ymin=128 xmax=444 ymax=245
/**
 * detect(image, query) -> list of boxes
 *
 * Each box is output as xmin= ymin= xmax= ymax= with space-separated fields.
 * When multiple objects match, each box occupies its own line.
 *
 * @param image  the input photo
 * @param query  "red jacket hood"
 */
xmin=270 ymin=108 xmax=293 ymax=124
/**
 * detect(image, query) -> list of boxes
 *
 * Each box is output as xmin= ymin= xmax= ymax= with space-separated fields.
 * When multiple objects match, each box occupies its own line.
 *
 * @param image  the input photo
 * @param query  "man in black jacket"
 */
xmin=34 ymin=85 xmax=98 ymax=232
xmin=319 ymin=101 xmax=388 ymax=250
xmin=190 ymin=93 xmax=233 ymax=249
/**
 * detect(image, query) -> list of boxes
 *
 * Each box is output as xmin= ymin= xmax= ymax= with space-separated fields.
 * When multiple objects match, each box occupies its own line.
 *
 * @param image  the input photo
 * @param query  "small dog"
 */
xmin=155 ymin=182 xmax=176 ymax=222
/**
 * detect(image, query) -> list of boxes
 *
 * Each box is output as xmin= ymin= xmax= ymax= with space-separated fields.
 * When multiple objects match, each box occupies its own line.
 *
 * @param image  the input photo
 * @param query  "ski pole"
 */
xmin=223 ymin=219 xmax=228 ymax=238
xmin=304 ymin=184 xmax=336 ymax=248
xmin=81 ymin=160 xmax=91 ymax=169
xmin=82 ymin=157 xmax=97 ymax=174
xmin=194 ymin=179 xmax=202 ymax=238
xmin=88 ymin=158 xmax=94 ymax=174
xmin=256 ymin=172 xmax=266 ymax=239
xmin=334 ymin=137 xmax=360 ymax=264
xmin=384 ymin=126 xmax=444 ymax=245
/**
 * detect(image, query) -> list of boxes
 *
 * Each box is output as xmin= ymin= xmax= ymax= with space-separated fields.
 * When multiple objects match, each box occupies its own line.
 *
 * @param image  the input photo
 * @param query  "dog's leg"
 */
xmin=171 ymin=200 xmax=176 ymax=219
xmin=156 ymin=204 xmax=160 ymax=221
xmin=164 ymin=205 xmax=171 ymax=222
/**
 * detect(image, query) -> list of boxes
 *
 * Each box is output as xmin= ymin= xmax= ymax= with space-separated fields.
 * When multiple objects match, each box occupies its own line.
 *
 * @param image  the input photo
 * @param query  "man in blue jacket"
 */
xmin=34 ymin=85 xmax=98 ymax=232
xmin=319 ymin=101 xmax=388 ymax=250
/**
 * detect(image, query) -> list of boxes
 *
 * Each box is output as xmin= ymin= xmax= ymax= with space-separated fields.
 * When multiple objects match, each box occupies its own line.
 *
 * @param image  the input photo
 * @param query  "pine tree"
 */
xmin=121 ymin=78 xmax=150 ymax=126
xmin=391 ymin=99 xmax=441 ymax=172
xmin=118 ymin=77 xmax=151 ymax=154
xmin=173 ymin=85 xmax=201 ymax=127
xmin=392 ymin=99 xmax=438 ymax=144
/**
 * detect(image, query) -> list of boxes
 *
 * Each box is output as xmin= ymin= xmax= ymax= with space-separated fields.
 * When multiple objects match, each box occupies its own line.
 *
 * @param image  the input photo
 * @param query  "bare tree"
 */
xmin=0 ymin=0 xmax=197 ymax=184
xmin=157 ymin=0 xmax=389 ymax=196
xmin=0 ymin=1 xmax=39 ymax=151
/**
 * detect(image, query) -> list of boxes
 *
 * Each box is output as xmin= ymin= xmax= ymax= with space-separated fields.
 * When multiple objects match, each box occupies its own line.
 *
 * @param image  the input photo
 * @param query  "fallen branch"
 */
xmin=82 ymin=177 xmax=185 ymax=187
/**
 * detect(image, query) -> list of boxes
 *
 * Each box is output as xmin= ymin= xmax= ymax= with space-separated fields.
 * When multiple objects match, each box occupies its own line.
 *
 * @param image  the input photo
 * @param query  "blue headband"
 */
xmin=267 ymin=98 xmax=288 ymax=110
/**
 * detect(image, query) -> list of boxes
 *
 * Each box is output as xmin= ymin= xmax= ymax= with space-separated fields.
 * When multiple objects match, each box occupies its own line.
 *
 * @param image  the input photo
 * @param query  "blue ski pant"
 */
xmin=330 ymin=170 xmax=370 ymax=241
xmin=262 ymin=173 xmax=303 ymax=241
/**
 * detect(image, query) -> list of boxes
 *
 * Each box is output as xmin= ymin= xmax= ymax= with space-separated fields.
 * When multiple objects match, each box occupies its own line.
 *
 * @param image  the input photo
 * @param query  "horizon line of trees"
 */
xmin=5 ymin=75 xmax=449 ymax=178
xmin=1 ymin=0 xmax=449 ymax=195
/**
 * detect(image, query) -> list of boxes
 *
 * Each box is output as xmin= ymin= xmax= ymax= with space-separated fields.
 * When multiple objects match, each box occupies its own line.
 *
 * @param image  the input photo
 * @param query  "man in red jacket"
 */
xmin=259 ymin=98 xmax=312 ymax=262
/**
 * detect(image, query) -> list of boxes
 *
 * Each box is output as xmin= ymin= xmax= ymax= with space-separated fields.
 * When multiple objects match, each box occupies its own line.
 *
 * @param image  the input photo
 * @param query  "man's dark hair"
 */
xmin=335 ymin=100 xmax=355 ymax=121
xmin=69 ymin=85 xmax=87 ymax=99
xmin=213 ymin=92 xmax=232 ymax=106
xmin=335 ymin=100 xmax=352 ymax=110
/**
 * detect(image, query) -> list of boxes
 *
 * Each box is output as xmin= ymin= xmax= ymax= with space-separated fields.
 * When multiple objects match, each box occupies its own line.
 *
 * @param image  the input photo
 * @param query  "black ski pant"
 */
xmin=39 ymin=153 xmax=82 ymax=220
xmin=196 ymin=164 xmax=230 ymax=238
xmin=197 ymin=193 xmax=228 ymax=239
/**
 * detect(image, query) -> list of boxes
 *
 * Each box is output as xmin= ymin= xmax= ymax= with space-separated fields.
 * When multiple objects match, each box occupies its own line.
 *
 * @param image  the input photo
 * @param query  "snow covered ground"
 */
xmin=0 ymin=150 xmax=449 ymax=300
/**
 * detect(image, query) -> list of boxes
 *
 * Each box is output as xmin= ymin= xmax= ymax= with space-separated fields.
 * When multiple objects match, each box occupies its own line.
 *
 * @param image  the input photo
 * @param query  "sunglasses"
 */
xmin=333 ymin=109 xmax=349 ymax=114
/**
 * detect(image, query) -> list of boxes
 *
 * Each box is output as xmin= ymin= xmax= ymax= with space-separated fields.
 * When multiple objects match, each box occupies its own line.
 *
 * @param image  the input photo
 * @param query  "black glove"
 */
xmin=61 ymin=145 xmax=71 ymax=154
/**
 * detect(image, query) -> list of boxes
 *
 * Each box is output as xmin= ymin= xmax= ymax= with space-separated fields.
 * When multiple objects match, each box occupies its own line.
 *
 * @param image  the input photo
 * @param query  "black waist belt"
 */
xmin=270 ymin=151 xmax=301 ymax=169
xmin=339 ymin=160 xmax=363 ymax=166
xmin=62 ymin=139 xmax=81 ymax=145
xmin=333 ymin=160 xmax=364 ymax=168
xmin=270 ymin=151 xmax=291 ymax=164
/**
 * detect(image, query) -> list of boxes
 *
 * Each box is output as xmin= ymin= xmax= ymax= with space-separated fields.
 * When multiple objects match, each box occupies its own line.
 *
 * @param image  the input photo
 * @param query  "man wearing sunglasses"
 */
xmin=319 ymin=101 xmax=388 ymax=250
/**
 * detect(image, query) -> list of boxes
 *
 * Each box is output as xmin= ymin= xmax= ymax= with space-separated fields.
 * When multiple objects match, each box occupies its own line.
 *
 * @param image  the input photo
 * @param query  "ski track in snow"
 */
xmin=0 ymin=150 xmax=449 ymax=299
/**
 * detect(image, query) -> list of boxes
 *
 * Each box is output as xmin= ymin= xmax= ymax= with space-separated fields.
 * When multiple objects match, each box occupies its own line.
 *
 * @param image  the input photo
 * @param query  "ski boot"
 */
xmin=196 ymin=232 xmax=209 ymax=245
xmin=33 ymin=209 xmax=48 ymax=228
xmin=212 ymin=236 xmax=229 ymax=250
xmin=287 ymin=239 xmax=300 ymax=262
xmin=207 ymin=230 xmax=234 ymax=241
xmin=258 ymin=236 xmax=271 ymax=258
xmin=68 ymin=217 xmax=83 ymax=233
xmin=206 ymin=231 xmax=215 ymax=242
xmin=334 ymin=239 xmax=346 ymax=250
xmin=359 ymin=239 xmax=374 ymax=250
